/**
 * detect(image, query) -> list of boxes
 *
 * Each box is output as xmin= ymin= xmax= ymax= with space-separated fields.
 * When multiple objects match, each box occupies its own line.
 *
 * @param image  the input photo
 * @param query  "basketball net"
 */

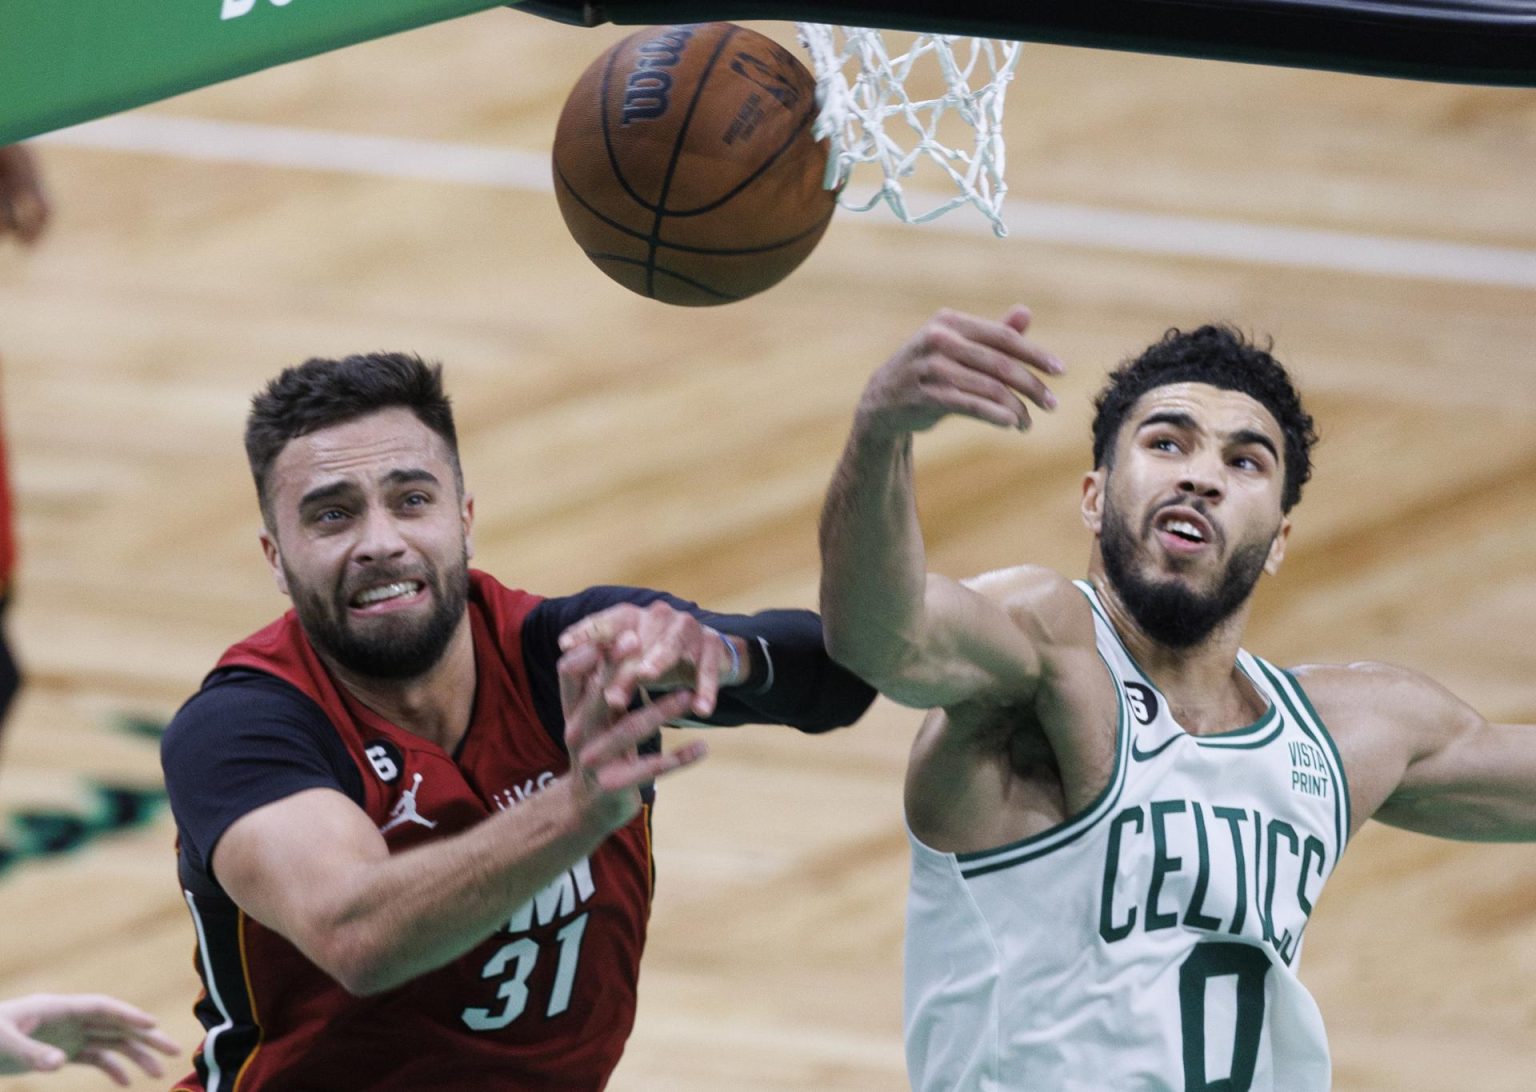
xmin=795 ymin=24 xmax=1022 ymax=238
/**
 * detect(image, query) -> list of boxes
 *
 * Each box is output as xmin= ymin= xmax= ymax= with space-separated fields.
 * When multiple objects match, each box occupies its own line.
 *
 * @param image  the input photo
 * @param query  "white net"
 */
xmin=795 ymin=24 xmax=1023 ymax=238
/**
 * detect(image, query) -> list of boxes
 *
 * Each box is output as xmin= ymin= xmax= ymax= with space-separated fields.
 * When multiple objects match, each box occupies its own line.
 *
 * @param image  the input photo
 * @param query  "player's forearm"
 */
xmin=709 ymin=611 xmax=876 ymax=731
xmin=1376 ymin=788 xmax=1536 ymax=842
xmin=1378 ymin=721 xmax=1536 ymax=842
xmin=818 ymin=423 xmax=930 ymax=684
xmin=312 ymin=777 xmax=613 ymax=995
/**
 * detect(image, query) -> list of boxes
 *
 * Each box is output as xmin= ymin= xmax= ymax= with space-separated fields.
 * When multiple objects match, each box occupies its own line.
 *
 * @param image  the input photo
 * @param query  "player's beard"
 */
xmin=289 ymin=549 xmax=470 ymax=681
xmin=1099 ymin=494 xmax=1270 ymax=650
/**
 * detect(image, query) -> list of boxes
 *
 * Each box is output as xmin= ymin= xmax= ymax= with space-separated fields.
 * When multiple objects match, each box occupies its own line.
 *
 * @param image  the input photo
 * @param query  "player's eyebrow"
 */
xmin=381 ymin=468 xmax=441 ymax=489
xmin=299 ymin=480 xmax=361 ymax=509
xmin=1228 ymin=428 xmax=1280 ymax=463
xmin=1136 ymin=410 xmax=1199 ymax=433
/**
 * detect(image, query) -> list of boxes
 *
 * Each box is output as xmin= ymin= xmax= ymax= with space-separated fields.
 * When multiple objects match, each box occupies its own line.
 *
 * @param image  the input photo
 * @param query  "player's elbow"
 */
xmin=824 ymin=636 xmax=951 ymax=711
xmin=330 ymin=957 xmax=409 ymax=998
xmin=823 ymin=626 xmax=908 ymax=694
xmin=820 ymin=600 xmax=915 ymax=684
xmin=310 ymin=926 xmax=413 ymax=997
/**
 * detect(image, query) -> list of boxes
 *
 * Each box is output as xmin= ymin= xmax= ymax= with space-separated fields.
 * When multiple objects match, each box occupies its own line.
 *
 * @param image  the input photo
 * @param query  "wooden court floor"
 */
xmin=0 ymin=11 xmax=1533 ymax=1089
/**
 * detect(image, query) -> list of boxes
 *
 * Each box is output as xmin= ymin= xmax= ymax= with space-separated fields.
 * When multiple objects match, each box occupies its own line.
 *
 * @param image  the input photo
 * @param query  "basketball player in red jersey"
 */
xmin=160 ymin=353 xmax=873 ymax=1090
xmin=0 ymin=143 xmax=51 ymax=748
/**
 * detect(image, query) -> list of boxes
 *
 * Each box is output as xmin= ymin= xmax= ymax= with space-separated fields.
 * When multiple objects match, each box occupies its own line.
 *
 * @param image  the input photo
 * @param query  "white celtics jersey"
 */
xmin=904 ymin=581 xmax=1351 ymax=1091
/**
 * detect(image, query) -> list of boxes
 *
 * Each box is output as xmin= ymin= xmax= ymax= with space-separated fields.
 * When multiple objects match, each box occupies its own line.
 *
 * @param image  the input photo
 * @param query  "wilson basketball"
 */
xmin=552 ymin=23 xmax=837 ymax=306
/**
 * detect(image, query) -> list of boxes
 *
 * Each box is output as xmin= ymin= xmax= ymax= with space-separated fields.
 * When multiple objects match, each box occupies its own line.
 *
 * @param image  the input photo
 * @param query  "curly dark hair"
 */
xmin=245 ymin=352 xmax=461 ymax=525
xmin=1091 ymin=325 xmax=1317 ymax=512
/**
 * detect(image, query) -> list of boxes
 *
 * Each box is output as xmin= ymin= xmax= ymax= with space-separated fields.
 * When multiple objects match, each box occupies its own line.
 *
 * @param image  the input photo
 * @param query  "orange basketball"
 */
xmin=552 ymin=23 xmax=837 ymax=306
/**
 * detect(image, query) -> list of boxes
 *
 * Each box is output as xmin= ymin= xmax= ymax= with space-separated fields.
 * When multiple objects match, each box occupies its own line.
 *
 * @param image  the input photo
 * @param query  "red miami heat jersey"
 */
xmin=174 ymin=571 xmax=653 ymax=1091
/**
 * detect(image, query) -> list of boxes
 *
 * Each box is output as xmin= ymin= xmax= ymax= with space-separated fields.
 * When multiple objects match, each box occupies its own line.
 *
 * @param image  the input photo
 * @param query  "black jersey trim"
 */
xmin=184 ymin=890 xmax=261 ymax=1092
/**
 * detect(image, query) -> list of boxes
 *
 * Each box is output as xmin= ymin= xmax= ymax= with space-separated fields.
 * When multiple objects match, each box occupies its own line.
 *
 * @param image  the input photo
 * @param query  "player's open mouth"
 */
xmin=1152 ymin=509 xmax=1214 ymax=554
xmin=349 ymin=581 xmax=426 ymax=610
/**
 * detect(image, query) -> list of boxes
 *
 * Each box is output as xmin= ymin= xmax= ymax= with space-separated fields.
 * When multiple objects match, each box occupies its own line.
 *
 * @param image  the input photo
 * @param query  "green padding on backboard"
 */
xmin=0 ymin=0 xmax=514 ymax=145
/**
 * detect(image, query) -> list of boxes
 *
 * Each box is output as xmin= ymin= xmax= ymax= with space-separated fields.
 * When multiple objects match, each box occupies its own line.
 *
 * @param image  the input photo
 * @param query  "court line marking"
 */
xmin=39 ymin=113 xmax=1536 ymax=289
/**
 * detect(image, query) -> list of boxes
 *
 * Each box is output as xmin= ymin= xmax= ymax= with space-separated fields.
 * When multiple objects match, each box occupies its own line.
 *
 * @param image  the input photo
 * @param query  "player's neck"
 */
xmin=1088 ymin=571 xmax=1264 ymax=735
xmin=325 ymin=619 xmax=478 ymax=752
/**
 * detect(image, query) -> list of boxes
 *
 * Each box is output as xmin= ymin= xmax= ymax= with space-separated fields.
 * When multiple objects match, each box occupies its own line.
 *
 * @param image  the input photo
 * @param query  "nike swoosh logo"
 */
xmin=1130 ymin=734 xmax=1180 ymax=762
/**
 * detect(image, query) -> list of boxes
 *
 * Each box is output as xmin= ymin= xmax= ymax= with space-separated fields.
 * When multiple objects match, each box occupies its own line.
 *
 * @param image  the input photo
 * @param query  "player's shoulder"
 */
xmin=1285 ymin=659 xmax=1452 ymax=726
xmin=959 ymin=564 xmax=1095 ymax=645
xmin=162 ymin=669 xmax=329 ymax=753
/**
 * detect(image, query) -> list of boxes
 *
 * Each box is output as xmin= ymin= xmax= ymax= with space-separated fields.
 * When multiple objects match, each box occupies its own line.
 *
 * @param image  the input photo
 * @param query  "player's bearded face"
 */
xmin=287 ymin=547 xmax=470 ymax=680
xmin=1099 ymin=489 xmax=1272 ymax=649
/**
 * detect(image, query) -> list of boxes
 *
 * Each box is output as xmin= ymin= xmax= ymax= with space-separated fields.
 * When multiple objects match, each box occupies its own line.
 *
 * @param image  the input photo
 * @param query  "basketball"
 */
xmin=551 ymin=23 xmax=837 ymax=306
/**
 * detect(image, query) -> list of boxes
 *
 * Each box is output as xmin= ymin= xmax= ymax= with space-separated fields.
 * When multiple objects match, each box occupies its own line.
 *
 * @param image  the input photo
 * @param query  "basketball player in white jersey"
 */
xmin=818 ymin=306 xmax=1536 ymax=1091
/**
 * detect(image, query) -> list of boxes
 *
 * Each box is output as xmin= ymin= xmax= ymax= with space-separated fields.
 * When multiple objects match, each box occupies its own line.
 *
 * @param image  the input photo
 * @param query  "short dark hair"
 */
xmin=1091 ymin=325 xmax=1317 ymax=511
xmin=245 ymin=352 xmax=461 ymax=524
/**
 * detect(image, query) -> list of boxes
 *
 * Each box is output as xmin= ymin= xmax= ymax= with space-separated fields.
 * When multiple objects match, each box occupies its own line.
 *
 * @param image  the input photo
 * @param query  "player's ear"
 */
xmin=462 ymin=493 xmax=475 ymax=561
xmin=1081 ymin=469 xmax=1106 ymax=533
xmin=260 ymin=529 xmax=290 ymax=596
xmin=1263 ymin=516 xmax=1292 ymax=575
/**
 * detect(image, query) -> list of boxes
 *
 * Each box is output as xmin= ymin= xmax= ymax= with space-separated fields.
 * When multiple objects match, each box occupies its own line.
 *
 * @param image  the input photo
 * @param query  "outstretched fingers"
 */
xmin=75 ymin=1045 xmax=133 ymax=1087
xmin=559 ymin=644 xmax=708 ymax=796
xmin=932 ymin=309 xmax=1064 ymax=419
xmin=868 ymin=306 xmax=1066 ymax=435
xmin=576 ymin=689 xmax=694 ymax=775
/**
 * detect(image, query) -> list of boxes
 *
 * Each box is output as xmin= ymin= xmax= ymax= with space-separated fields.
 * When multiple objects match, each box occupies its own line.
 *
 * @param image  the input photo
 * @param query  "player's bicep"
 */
xmin=213 ymin=787 xmax=389 ymax=950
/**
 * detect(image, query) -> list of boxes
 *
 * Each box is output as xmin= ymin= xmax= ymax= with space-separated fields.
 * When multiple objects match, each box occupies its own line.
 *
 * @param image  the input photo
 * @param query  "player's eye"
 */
xmin=305 ymin=507 xmax=352 ymax=528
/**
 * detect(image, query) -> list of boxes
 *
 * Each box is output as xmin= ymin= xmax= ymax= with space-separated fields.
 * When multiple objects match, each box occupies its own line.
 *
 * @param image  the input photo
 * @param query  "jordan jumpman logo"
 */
xmin=380 ymin=772 xmax=439 ymax=833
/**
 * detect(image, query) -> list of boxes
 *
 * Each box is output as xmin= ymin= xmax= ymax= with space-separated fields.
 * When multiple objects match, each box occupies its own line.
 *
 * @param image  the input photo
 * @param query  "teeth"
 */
xmin=1165 ymin=520 xmax=1204 ymax=542
xmin=354 ymin=581 xmax=420 ymax=606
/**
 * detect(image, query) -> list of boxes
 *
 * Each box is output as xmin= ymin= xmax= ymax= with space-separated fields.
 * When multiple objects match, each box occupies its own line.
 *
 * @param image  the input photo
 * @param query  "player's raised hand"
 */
xmin=857 ymin=305 xmax=1064 ymax=436
xmin=557 ymin=601 xmax=741 ymax=718
xmin=558 ymin=641 xmax=708 ymax=834
xmin=0 ymin=993 xmax=180 ymax=1085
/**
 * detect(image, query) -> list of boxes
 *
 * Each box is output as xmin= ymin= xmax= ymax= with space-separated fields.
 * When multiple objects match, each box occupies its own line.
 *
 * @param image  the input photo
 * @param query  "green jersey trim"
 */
xmin=1191 ymin=712 xmax=1284 ymax=750
xmin=1256 ymin=661 xmax=1352 ymax=851
xmin=1074 ymin=581 xmax=1282 ymax=746
xmin=956 ymin=646 xmax=1131 ymax=879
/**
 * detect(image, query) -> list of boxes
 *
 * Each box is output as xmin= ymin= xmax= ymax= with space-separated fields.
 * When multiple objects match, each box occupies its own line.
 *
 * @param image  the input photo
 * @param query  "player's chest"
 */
xmin=343 ymin=707 xmax=568 ymax=845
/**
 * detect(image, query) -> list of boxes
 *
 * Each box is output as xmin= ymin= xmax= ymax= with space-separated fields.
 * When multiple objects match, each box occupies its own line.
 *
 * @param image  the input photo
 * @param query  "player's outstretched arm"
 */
xmin=818 ymin=306 xmax=1064 ymax=708
xmin=0 ymin=993 xmax=179 ymax=1085
xmin=1300 ymin=662 xmax=1536 ymax=841
xmin=542 ymin=590 xmax=875 ymax=732
xmin=210 ymin=645 xmax=705 ymax=997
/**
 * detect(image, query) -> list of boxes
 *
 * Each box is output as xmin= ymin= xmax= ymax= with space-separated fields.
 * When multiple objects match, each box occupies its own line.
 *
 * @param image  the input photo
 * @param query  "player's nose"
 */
xmin=1177 ymin=450 xmax=1224 ymax=500
xmin=353 ymin=506 xmax=409 ymax=563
